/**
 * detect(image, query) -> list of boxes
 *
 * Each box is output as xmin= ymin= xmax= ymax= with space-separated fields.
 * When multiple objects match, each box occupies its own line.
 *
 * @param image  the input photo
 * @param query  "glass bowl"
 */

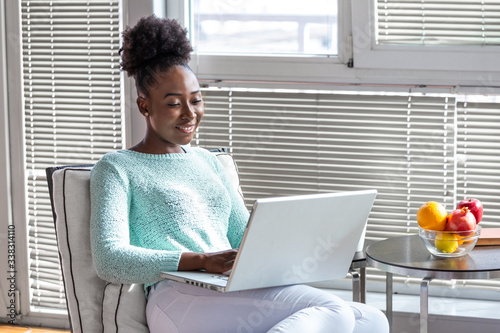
xmin=418 ymin=225 xmax=481 ymax=257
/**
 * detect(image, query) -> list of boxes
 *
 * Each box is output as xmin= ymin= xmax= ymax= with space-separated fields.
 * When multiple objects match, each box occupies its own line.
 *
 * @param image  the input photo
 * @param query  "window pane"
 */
xmin=377 ymin=0 xmax=500 ymax=46
xmin=191 ymin=0 xmax=338 ymax=55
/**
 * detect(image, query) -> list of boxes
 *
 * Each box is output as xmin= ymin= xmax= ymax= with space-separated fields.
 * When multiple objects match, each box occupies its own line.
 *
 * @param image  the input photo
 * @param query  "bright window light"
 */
xmin=190 ymin=0 xmax=338 ymax=56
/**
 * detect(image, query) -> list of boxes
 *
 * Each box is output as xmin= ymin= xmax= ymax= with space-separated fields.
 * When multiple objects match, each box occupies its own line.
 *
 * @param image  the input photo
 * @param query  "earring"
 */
xmin=144 ymin=112 xmax=149 ymax=117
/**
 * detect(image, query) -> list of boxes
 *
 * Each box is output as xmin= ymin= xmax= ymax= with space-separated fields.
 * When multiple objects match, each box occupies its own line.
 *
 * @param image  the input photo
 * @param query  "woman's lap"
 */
xmin=146 ymin=280 xmax=388 ymax=333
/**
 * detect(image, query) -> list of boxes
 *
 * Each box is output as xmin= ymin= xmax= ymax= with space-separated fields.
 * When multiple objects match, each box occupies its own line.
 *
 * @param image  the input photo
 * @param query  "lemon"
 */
xmin=417 ymin=201 xmax=448 ymax=231
xmin=435 ymin=233 xmax=458 ymax=253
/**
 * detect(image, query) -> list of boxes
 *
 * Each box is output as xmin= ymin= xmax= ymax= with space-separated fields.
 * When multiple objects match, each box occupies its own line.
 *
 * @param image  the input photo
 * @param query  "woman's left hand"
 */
xmin=201 ymin=249 xmax=238 ymax=274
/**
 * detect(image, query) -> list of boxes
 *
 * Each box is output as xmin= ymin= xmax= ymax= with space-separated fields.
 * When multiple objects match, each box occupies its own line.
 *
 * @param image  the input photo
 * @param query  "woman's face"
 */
xmin=138 ymin=65 xmax=204 ymax=153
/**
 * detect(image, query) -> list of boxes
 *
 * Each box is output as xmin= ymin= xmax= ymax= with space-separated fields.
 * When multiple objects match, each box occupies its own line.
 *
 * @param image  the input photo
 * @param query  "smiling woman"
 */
xmin=89 ymin=14 xmax=389 ymax=333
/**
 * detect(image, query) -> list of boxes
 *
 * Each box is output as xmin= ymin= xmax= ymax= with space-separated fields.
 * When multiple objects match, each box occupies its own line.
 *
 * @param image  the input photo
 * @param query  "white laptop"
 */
xmin=160 ymin=189 xmax=377 ymax=292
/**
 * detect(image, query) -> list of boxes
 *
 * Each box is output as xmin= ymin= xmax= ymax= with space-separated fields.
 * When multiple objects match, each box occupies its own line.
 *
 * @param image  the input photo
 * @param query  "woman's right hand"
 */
xmin=178 ymin=249 xmax=238 ymax=274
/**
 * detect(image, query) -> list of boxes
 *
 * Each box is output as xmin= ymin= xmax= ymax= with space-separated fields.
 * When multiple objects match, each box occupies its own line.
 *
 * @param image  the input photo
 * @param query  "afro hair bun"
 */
xmin=120 ymin=15 xmax=193 ymax=77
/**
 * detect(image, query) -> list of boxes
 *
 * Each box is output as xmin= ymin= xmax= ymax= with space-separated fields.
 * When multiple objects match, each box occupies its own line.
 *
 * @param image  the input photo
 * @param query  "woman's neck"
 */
xmin=129 ymin=139 xmax=185 ymax=154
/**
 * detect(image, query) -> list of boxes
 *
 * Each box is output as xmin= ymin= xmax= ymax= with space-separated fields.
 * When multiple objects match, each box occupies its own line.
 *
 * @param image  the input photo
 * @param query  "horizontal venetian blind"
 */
xmin=196 ymin=88 xmax=456 ymax=240
xmin=457 ymin=100 xmax=500 ymax=225
xmin=454 ymin=100 xmax=500 ymax=292
xmin=195 ymin=86 xmax=500 ymax=297
xmin=377 ymin=0 xmax=500 ymax=45
xmin=21 ymin=0 xmax=123 ymax=311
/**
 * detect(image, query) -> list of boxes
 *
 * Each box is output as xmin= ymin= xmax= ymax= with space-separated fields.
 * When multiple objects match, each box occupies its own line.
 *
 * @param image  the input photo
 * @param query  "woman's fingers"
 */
xmin=205 ymin=249 xmax=238 ymax=273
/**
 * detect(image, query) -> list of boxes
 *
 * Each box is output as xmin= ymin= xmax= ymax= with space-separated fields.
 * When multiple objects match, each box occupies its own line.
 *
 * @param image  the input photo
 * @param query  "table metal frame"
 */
xmin=348 ymin=240 xmax=375 ymax=303
xmin=350 ymin=260 xmax=367 ymax=303
xmin=366 ymin=235 xmax=500 ymax=333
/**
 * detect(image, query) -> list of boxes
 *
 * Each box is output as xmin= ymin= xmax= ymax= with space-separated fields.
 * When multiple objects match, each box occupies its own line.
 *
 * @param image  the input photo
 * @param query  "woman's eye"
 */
xmin=168 ymin=103 xmax=180 ymax=107
xmin=192 ymin=100 xmax=202 ymax=105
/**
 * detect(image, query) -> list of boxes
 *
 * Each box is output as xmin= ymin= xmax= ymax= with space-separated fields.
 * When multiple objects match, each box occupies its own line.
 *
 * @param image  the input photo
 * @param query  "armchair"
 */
xmin=46 ymin=148 xmax=240 ymax=333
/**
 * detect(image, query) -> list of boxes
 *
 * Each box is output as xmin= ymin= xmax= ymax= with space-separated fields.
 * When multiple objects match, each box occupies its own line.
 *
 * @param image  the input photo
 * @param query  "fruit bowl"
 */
xmin=418 ymin=225 xmax=481 ymax=257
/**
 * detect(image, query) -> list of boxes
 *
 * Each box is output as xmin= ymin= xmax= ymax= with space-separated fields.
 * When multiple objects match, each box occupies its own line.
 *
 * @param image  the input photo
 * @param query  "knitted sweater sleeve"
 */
xmin=90 ymin=158 xmax=182 ymax=284
xmin=210 ymin=154 xmax=250 ymax=249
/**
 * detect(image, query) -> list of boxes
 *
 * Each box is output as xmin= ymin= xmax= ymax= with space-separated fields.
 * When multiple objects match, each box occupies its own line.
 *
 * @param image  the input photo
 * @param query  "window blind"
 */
xmin=457 ymin=100 xmax=500 ymax=224
xmin=196 ymin=88 xmax=456 ymax=238
xmin=195 ymin=86 xmax=500 ymax=297
xmin=21 ymin=0 xmax=123 ymax=311
xmin=445 ymin=99 xmax=500 ymax=295
xmin=377 ymin=0 xmax=500 ymax=45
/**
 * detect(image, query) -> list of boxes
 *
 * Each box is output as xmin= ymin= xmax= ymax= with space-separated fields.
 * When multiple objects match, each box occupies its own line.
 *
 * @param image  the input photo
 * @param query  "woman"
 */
xmin=90 ymin=14 xmax=389 ymax=333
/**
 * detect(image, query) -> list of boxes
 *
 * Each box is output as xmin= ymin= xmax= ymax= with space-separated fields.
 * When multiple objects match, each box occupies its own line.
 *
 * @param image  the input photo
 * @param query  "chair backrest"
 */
xmin=46 ymin=149 xmax=242 ymax=333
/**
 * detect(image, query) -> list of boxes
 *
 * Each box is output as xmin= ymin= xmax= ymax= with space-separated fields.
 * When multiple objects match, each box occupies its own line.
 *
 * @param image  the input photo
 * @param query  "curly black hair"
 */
xmin=120 ymin=15 xmax=193 ymax=95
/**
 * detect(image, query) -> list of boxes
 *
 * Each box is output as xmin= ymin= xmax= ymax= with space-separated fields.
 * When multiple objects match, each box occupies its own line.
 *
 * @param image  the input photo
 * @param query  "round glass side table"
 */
xmin=366 ymin=235 xmax=500 ymax=333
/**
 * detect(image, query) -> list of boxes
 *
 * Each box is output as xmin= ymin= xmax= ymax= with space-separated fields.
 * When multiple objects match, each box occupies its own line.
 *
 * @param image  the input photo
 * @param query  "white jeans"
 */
xmin=146 ymin=280 xmax=389 ymax=333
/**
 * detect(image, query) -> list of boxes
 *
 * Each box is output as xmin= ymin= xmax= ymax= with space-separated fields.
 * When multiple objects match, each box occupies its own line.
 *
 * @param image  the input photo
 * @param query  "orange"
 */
xmin=417 ymin=201 xmax=448 ymax=231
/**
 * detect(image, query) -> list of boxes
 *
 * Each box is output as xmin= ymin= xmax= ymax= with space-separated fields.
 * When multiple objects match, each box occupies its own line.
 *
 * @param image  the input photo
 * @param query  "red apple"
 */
xmin=445 ymin=207 xmax=476 ymax=234
xmin=456 ymin=198 xmax=483 ymax=224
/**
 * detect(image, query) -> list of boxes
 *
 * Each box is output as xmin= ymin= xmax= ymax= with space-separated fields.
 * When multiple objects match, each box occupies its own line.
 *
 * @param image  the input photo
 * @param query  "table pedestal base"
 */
xmin=368 ymin=236 xmax=500 ymax=333
xmin=386 ymin=273 xmax=393 ymax=331
xmin=349 ymin=267 xmax=367 ymax=303
xmin=420 ymin=277 xmax=432 ymax=333
xmin=386 ymin=274 xmax=432 ymax=333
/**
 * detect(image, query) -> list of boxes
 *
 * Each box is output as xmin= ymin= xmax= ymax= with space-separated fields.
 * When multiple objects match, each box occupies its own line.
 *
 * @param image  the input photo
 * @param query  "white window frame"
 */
xmin=167 ymin=0 xmax=353 ymax=83
xmin=1 ymin=0 xmax=34 ymax=325
xmin=351 ymin=0 xmax=500 ymax=73
xmin=166 ymin=0 xmax=500 ymax=88
xmin=0 ymin=0 xmax=16 ymax=323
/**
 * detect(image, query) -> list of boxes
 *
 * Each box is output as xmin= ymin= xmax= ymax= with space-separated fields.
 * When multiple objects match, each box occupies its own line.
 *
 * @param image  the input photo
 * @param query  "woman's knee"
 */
xmin=348 ymin=302 xmax=389 ymax=333
xmin=298 ymin=286 xmax=355 ymax=318
xmin=267 ymin=302 xmax=355 ymax=333
xmin=303 ymin=291 xmax=357 ymax=331
xmin=319 ymin=296 xmax=356 ymax=321
xmin=265 ymin=286 xmax=356 ymax=332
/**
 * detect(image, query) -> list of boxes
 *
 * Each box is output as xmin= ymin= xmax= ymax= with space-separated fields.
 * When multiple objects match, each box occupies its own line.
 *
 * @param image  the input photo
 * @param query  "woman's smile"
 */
xmin=176 ymin=123 xmax=196 ymax=134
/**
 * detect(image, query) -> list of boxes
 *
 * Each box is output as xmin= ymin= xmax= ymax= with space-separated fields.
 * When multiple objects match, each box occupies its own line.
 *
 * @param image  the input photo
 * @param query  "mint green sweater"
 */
xmin=90 ymin=147 xmax=249 ymax=289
